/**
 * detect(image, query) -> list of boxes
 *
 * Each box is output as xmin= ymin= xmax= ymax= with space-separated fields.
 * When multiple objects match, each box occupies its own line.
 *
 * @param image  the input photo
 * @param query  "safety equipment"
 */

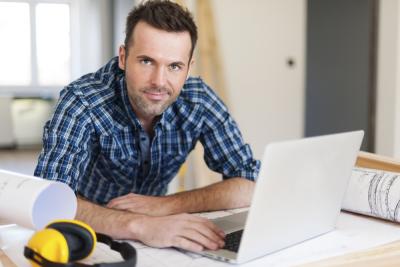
xmin=24 ymin=219 xmax=137 ymax=267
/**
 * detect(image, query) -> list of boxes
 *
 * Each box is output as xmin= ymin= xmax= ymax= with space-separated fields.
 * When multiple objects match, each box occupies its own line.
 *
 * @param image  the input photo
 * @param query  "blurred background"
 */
xmin=0 ymin=0 xmax=397 ymax=192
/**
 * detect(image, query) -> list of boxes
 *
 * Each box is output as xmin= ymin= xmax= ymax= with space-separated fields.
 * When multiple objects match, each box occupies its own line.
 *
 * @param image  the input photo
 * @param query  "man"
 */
xmin=35 ymin=0 xmax=259 ymax=252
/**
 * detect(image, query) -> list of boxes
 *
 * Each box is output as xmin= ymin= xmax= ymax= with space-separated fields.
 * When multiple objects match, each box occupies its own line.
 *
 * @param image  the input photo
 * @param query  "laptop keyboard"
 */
xmin=223 ymin=230 xmax=243 ymax=252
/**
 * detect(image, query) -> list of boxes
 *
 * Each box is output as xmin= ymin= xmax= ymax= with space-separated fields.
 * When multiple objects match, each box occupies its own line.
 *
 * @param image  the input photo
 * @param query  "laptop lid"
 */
xmin=234 ymin=130 xmax=364 ymax=263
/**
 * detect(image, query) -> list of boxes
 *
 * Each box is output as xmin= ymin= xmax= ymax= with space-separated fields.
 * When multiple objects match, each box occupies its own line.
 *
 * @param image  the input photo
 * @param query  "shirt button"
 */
xmin=144 ymin=160 xmax=149 ymax=165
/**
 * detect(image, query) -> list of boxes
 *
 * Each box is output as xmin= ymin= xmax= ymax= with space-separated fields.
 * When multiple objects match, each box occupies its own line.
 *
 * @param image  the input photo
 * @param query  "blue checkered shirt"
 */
xmin=34 ymin=57 xmax=260 ymax=205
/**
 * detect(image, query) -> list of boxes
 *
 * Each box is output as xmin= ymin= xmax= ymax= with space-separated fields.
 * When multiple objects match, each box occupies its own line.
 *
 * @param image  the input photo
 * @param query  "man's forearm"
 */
xmin=76 ymin=196 xmax=144 ymax=240
xmin=166 ymin=177 xmax=255 ymax=214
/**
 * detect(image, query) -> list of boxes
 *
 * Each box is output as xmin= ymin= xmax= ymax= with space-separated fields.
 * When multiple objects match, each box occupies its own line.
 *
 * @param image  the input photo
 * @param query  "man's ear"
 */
xmin=118 ymin=45 xmax=126 ymax=70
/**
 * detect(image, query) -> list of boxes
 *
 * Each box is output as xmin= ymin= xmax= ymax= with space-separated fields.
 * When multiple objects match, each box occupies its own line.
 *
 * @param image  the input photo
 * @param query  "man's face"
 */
xmin=119 ymin=21 xmax=193 ymax=121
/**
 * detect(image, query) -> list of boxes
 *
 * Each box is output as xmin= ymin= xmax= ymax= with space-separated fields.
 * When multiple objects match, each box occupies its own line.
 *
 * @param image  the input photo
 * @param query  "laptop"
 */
xmin=201 ymin=130 xmax=364 ymax=264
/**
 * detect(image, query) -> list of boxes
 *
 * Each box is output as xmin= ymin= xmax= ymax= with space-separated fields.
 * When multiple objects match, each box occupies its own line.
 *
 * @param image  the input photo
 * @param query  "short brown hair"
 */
xmin=125 ymin=0 xmax=198 ymax=58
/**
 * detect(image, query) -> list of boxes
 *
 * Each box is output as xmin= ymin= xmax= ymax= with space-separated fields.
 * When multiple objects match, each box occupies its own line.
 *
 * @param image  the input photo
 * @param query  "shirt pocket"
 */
xmin=162 ymin=151 xmax=187 ymax=181
xmin=98 ymin=126 xmax=139 ymax=180
xmin=160 ymin=129 xmax=196 ymax=177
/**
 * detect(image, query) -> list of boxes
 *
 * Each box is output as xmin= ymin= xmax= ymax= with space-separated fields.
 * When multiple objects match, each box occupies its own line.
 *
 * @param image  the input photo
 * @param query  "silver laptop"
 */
xmin=201 ymin=130 xmax=364 ymax=264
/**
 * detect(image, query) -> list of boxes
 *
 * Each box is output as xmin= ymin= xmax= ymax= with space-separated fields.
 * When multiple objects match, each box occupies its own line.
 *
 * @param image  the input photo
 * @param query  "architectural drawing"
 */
xmin=342 ymin=167 xmax=400 ymax=223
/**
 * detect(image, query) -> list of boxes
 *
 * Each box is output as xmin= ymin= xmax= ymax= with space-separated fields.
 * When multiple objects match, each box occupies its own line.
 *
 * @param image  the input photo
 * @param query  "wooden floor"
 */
xmin=0 ymin=148 xmax=41 ymax=175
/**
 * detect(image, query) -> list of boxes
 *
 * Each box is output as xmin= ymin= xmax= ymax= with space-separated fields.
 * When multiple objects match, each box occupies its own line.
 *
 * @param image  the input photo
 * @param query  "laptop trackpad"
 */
xmin=212 ymin=211 xmax=248 ymax=233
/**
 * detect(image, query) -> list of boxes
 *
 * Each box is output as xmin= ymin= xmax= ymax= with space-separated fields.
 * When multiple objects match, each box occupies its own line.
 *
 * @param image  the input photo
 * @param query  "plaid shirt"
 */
xmin=34 ymin=57 xmax=260 ymax=204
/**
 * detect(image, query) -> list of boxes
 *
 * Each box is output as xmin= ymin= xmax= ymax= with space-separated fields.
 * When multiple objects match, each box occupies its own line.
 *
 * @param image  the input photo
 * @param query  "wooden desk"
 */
xmin=303 ymin=241 xmax=400 ymax=266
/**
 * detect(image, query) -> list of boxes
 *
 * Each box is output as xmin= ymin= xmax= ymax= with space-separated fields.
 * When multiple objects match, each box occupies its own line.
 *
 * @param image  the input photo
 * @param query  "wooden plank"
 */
xmin=356 ymin=151 xmax=400 ymax=173
xmin=196 ymin=0 xmax=228 ymax=104
xmin=302 ymin=241 xmax=400 ymax=266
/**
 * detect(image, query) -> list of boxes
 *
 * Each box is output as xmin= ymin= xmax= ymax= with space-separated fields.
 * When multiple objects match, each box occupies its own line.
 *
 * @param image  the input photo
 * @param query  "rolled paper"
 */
xmin=0 ymin=170 xmax=76 ymax=230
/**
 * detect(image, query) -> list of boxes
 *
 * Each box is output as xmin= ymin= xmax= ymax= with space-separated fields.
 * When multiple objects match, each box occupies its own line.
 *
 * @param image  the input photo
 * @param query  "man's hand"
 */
xmin=107 ymin=193 xmax=172 ymax=216
xmin=135 ymin=213 xmax=225 ymax=252
xmin=77 ymin=197 xmax=225 ymax=252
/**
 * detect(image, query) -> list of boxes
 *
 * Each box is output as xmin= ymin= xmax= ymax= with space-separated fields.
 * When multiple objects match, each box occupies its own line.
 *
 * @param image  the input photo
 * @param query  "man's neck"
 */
xmin=137 ymin=114 xmax=157 ymax=136
xmin=127 ymin=97 xmax=157 ymax=136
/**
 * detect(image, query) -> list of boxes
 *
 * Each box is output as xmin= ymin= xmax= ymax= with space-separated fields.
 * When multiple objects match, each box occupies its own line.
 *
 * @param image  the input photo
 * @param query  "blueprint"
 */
xmin=342 ymin=167 xmax=400 ymax=222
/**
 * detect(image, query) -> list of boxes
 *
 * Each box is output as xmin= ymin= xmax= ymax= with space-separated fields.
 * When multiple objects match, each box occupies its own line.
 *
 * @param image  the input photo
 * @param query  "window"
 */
xmin=0 ymin=0 xmax=74 ymax=95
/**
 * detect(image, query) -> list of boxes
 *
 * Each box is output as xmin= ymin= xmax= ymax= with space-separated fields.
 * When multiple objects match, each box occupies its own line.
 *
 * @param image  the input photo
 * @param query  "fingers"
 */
xmin=107 ymin=194 xmax=170 ymax=216
xmin=169 ymin=214 xmax=225 ymax=251
xmin=107 ymin=200 xmax=138 ymax=211
xmin=132 ymin=213 xmax=226 ymax=253
xmin=179 ymin=228 xmax=224 ymax=251
xmin=190 ymin=221 xmax=225 ymax=247
xmin=107 ymin=193 xmax=137 ymax=209
xmin=173 ymin=236 xmax=204 ymax=252
xmin=185 ymin=214 xmax=226 ymax=238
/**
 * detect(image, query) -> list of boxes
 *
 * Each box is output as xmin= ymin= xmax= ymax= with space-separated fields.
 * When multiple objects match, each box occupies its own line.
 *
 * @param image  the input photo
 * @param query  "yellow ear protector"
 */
xmin=24 ymin=220 xmax=137 ymax=267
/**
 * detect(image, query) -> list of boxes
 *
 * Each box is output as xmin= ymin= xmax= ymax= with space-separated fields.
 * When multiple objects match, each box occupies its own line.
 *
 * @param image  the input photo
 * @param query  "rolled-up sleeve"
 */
xmin=34 ymin=87 xmax=95 ymax=191
xmin=199 ymin=86 xmax=260 ymax=181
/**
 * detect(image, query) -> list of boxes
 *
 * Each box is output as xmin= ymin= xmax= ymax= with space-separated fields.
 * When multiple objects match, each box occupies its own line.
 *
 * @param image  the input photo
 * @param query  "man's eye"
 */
xmin=169 ymin=64 xmax=181 ymax=71
xmin=140 ymin=59 xmax=152 ymax=65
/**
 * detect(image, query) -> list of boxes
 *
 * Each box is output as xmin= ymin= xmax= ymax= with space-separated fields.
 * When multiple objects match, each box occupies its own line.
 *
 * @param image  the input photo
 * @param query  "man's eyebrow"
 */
xmin=136 ymin=55 xmax=154 ymax=61
xmin=170 ymin=61 xmax=186 ymax=67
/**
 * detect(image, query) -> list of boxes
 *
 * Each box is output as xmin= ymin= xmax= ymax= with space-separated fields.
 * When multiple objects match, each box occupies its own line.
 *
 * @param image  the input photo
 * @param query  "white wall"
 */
xmin=212 ymin=0 xmax=306 ymax=158
xmin=113 ymin=0 xmax=135 ymax=55
xmin=376 ymin=0 xmax=400 ymax=158
xmin=71 ymin=0 xmax=113 ymax=80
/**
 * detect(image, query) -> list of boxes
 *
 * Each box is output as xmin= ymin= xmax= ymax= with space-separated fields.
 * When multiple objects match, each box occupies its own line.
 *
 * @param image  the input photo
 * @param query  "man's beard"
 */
xmin=129 ymin=87 xmax=176 ymax=118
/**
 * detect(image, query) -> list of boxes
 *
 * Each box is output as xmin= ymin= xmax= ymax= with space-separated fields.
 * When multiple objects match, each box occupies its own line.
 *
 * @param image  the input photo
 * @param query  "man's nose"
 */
xmin=150 ymin=67 xmax=167 ymax=88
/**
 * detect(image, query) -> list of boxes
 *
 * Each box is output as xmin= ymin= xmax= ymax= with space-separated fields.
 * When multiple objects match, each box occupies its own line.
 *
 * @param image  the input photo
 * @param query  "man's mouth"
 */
xmin=143 ymin=90 xmax=169 ymax=101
